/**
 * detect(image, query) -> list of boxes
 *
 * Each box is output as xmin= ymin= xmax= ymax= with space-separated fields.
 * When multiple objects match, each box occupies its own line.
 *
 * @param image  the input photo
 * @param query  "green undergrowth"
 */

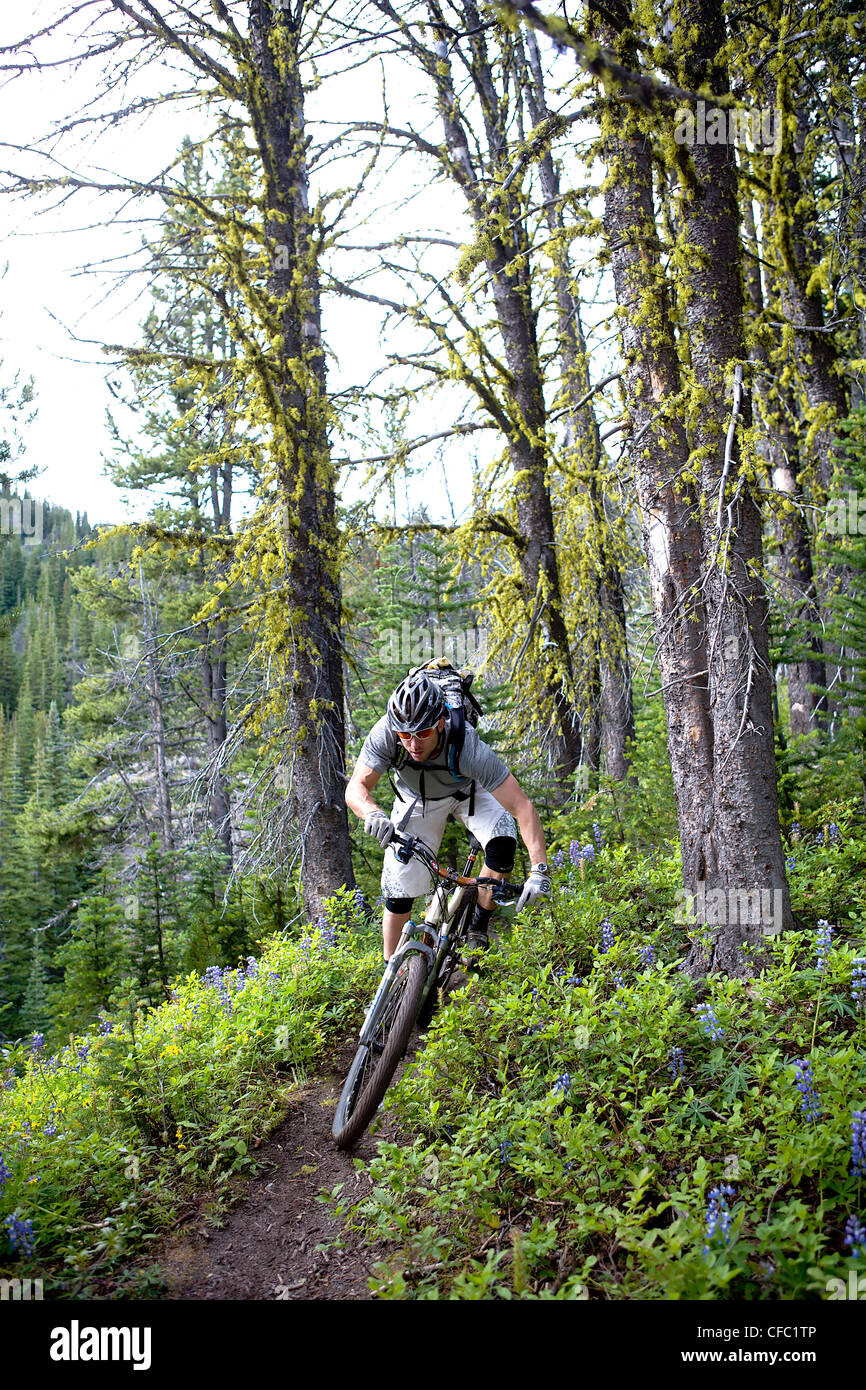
xmin=333 ymin=809 xmax=866 ymax=1300
xmin=0 ymin=887 xmax=382 ymax=1295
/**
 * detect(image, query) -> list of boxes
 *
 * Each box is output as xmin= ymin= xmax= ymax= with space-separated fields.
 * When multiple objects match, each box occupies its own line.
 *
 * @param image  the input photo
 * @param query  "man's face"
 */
xmin=396 ymin=715 xmax=445 ymax=762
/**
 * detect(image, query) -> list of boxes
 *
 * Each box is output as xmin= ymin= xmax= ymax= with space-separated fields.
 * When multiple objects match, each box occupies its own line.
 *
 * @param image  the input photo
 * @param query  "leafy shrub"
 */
xmin=0 ymin=888 xmax=381 ymax=1291
xmin=335 ymin=821 xmax=866 ymax=1299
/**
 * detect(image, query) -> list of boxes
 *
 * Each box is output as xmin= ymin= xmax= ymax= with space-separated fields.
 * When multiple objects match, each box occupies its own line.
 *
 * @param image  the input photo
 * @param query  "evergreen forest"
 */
xmin=0 ymin=0 xmax=864 ymax=1326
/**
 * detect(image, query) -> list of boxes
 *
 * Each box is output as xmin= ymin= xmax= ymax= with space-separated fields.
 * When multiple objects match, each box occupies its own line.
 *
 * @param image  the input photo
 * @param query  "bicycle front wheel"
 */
xmin=332 ymin=952 xmax=427 ymax=1149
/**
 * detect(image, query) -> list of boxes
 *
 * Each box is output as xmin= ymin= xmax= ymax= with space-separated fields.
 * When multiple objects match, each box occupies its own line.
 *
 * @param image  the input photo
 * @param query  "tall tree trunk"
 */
xmin=767 ymin=69 xmax=848 ymax=496
xmin=199 ymin=616 xmax=232 ymax=861
xmin=594 ymin=0 xmax=793 ymax=972
xmin=760 ymin=53 xmax=851 ymax=715
xmin=520 ymin=28 xmax=636 ymax=781
xmin=671 ymin=0 xmax=793 ymax=968
xmin=246 ymin=2 xmax=354 ymax=918
xmin=596 ymin=14 xmax=713 ymax=870
xmin=741 ymin=198 xmax=827 ymax=736
xmin=139 ymin=563 xmax=173 ymax=853
xmin=374 ymin=0 xmax=584 ymax=785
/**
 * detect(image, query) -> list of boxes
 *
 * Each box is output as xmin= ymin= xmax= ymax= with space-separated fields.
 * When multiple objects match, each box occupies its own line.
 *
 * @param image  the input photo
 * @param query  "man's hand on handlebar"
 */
xmin=364 ymin=809 xmax=395 ymax=848
xmin=515 ymin=865 xmax=551 ymax=912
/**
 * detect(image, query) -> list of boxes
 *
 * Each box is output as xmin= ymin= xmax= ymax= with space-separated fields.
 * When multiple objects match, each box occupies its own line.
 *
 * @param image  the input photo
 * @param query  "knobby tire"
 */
xmin=333 ymin=952 xmax=427 ymax=1149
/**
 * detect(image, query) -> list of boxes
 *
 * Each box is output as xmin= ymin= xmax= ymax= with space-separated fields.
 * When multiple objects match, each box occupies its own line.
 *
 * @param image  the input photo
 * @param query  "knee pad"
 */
xmin=484 ymin=835 xmax=516 ymax=873
xmin=384 ymin=896 xmax=414 ymax=914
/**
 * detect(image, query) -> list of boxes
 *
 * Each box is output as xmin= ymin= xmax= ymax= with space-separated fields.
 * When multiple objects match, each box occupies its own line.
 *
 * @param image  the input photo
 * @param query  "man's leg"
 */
xmin=465 ymin=837 xmax=516 ymax=951
xmin=382 ymin=898 xmax=413 ymax=962
xmin=380 ymin=798 xmax=452 ymax=961
xmin=457 ymin=792 xmax=518 ymax=956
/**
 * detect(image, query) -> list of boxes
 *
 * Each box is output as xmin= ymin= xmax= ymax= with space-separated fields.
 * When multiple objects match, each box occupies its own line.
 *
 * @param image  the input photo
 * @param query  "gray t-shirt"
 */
xmin=357 ymin=712 xmax=511 ymax=803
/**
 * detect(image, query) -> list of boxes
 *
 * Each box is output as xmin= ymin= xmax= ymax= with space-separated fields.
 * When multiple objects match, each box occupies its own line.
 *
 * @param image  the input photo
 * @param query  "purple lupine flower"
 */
xmin=581 ymin=843 xmax=596 ymax=862
xmin=551 ymin=1073 xmax=572 ymax=1096
xmin=592 ymin=821 xmax=603 ymax=849
xmin=786 ymin=856 xmax=796 ymax=871
xmin=97 ymin=1010 xmax=114 ymax=1036
xmin=668 ymin=1046 xmax=684 ymax=1078
xmin=792 ymin=1058 xmax=821 ymax=1122
xmin=614 ymin=972 xmax=625 ymax=991
xmin=553 ymin=848 xmax=565 ymax=869
xmin=829 ymin=823 xmax=840 ymax=843
xmin=319 ymin=920 xmax=337 ymax=951
xmin=816 ymin=920 xmax=833 ymax=973
xmin=639 ymin=944 xmax=656 ymax=967
xmin=3 ymin=1211 xmax=35 ymax=1256
xmin=703 ymin=1185 xmax=736 ymax=1257
xmin=0 ymin=1155 xmax=10 ymax=1188
xmin=599 ymin=920 xmax=615 ymax=954
xmin=814 ymin=829 xmax=825 ymax=845
xmin=245 ymin=956 xmax=258 ymax=978
xmin=697 ymin=1003 xmax=723 ymax=1042
xmin=30 ymin=1034 xmax=44 ymax=1055
xmin=790 ymin=821 xmax=801 ymax=840
xmin=499 ymin=1139 xmax=513 ymax=1165
xmin=852 ymin=959 xmax=866 ymax=1011
xmin=851 ymin=1111 xmax=866 ymax=1178
xmin=569 ymin=840 xmax=582 ymax=867
xmin=844 ymin=1214 xmax=866 ymax=1259
xmin=203 ymin=965 xmax=223 ymax=989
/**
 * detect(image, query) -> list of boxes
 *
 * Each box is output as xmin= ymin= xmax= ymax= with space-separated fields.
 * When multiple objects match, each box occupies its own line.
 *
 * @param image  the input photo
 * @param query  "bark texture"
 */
xmin=595 ymin=0 xmax=794 ymax=972
xmin=246 ymin=2 xmax=354 ymax=918
xmin=672 ymin=0 xmax=793 ymax=968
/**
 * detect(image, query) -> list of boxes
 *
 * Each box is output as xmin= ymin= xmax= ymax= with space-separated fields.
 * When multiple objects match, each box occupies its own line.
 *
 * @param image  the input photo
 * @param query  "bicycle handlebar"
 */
xmin=389 ymin=829 xmax=523 ymax=898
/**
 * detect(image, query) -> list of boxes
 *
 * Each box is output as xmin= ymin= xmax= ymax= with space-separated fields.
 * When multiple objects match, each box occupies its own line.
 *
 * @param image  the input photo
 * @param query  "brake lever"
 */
xmin=475 ymin=878 xmax=521 ymax=903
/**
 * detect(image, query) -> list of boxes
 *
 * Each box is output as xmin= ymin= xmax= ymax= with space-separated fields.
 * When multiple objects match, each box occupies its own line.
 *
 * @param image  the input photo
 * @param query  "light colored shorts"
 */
xmin=381 ymin=787 xmax=516 ymax=899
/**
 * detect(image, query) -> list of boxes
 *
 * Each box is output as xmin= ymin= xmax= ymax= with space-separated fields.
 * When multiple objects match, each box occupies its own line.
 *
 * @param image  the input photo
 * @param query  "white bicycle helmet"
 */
xmin=386 ymin=671 xmax=445 ymax=733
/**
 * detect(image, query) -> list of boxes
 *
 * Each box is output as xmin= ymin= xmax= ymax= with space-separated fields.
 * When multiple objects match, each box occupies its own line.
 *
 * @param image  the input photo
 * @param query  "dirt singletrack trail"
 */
xmin=157 ymin=1037 xmax=421 ymax=1301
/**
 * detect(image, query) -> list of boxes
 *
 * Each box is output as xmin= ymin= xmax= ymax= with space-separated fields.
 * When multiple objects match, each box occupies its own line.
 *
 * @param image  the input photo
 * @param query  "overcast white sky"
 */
xmin=0 ymin=2 xmax=605 ymax=528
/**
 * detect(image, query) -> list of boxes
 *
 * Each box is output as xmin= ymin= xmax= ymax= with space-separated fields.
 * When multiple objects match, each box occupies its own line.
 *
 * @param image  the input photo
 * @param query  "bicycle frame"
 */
xmin=334 ymin=835 xmax=522 ymax=1147
xmin=358 ymin=833 xmax=516 ymax=1043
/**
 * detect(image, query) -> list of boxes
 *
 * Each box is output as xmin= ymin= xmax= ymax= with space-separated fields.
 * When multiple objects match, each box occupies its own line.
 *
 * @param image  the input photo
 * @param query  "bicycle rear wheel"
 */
xmin=332 ymin=952 xmax=427 ymax=1149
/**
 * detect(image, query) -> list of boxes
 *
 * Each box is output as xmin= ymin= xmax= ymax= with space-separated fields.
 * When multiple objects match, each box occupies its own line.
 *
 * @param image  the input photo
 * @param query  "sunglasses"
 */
xmin=396 ymin=726 xmax=437 ymax=742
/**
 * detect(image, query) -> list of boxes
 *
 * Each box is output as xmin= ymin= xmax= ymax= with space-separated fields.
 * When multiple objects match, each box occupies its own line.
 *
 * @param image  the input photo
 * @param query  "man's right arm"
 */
xmin=347 ymin=762 xmax=396 ymax=848
xmin=345 ymin=761 xmax=384 ymax=820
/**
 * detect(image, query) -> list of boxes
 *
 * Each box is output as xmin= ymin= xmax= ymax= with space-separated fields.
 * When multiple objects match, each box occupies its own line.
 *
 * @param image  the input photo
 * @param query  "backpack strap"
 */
xmin=446 ymin=705 xmax=466 ymax=780
xmin=388 ymin=718 xmax=471 ymax=813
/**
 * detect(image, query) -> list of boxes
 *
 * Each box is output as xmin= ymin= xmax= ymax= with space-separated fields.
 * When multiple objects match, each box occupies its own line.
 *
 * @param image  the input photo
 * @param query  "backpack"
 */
xmin=390 ymin=657 xmax=484 ymax=809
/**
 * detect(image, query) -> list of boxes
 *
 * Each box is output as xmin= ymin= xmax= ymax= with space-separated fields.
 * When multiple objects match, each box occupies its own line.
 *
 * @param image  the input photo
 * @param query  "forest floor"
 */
xmin=152 ymin=1036 xmax=420 ymax=1302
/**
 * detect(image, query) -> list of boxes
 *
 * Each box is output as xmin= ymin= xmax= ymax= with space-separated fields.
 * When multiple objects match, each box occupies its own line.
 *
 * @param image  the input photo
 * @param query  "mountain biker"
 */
xmin=345 ymin=669 xmax=551 ymax=963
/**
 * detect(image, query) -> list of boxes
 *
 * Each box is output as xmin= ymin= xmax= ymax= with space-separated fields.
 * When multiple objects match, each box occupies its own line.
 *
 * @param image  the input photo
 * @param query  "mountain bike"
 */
xmin=332 ymin=829 xmax=522 ymax=1149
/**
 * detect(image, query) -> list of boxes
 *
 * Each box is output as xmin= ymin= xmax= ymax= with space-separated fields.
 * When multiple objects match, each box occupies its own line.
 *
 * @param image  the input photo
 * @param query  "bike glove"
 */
xmin=516 ymin=864 xmax=551 ymax=913
xmin=364 ymin=810 xmax=395 ymax=848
